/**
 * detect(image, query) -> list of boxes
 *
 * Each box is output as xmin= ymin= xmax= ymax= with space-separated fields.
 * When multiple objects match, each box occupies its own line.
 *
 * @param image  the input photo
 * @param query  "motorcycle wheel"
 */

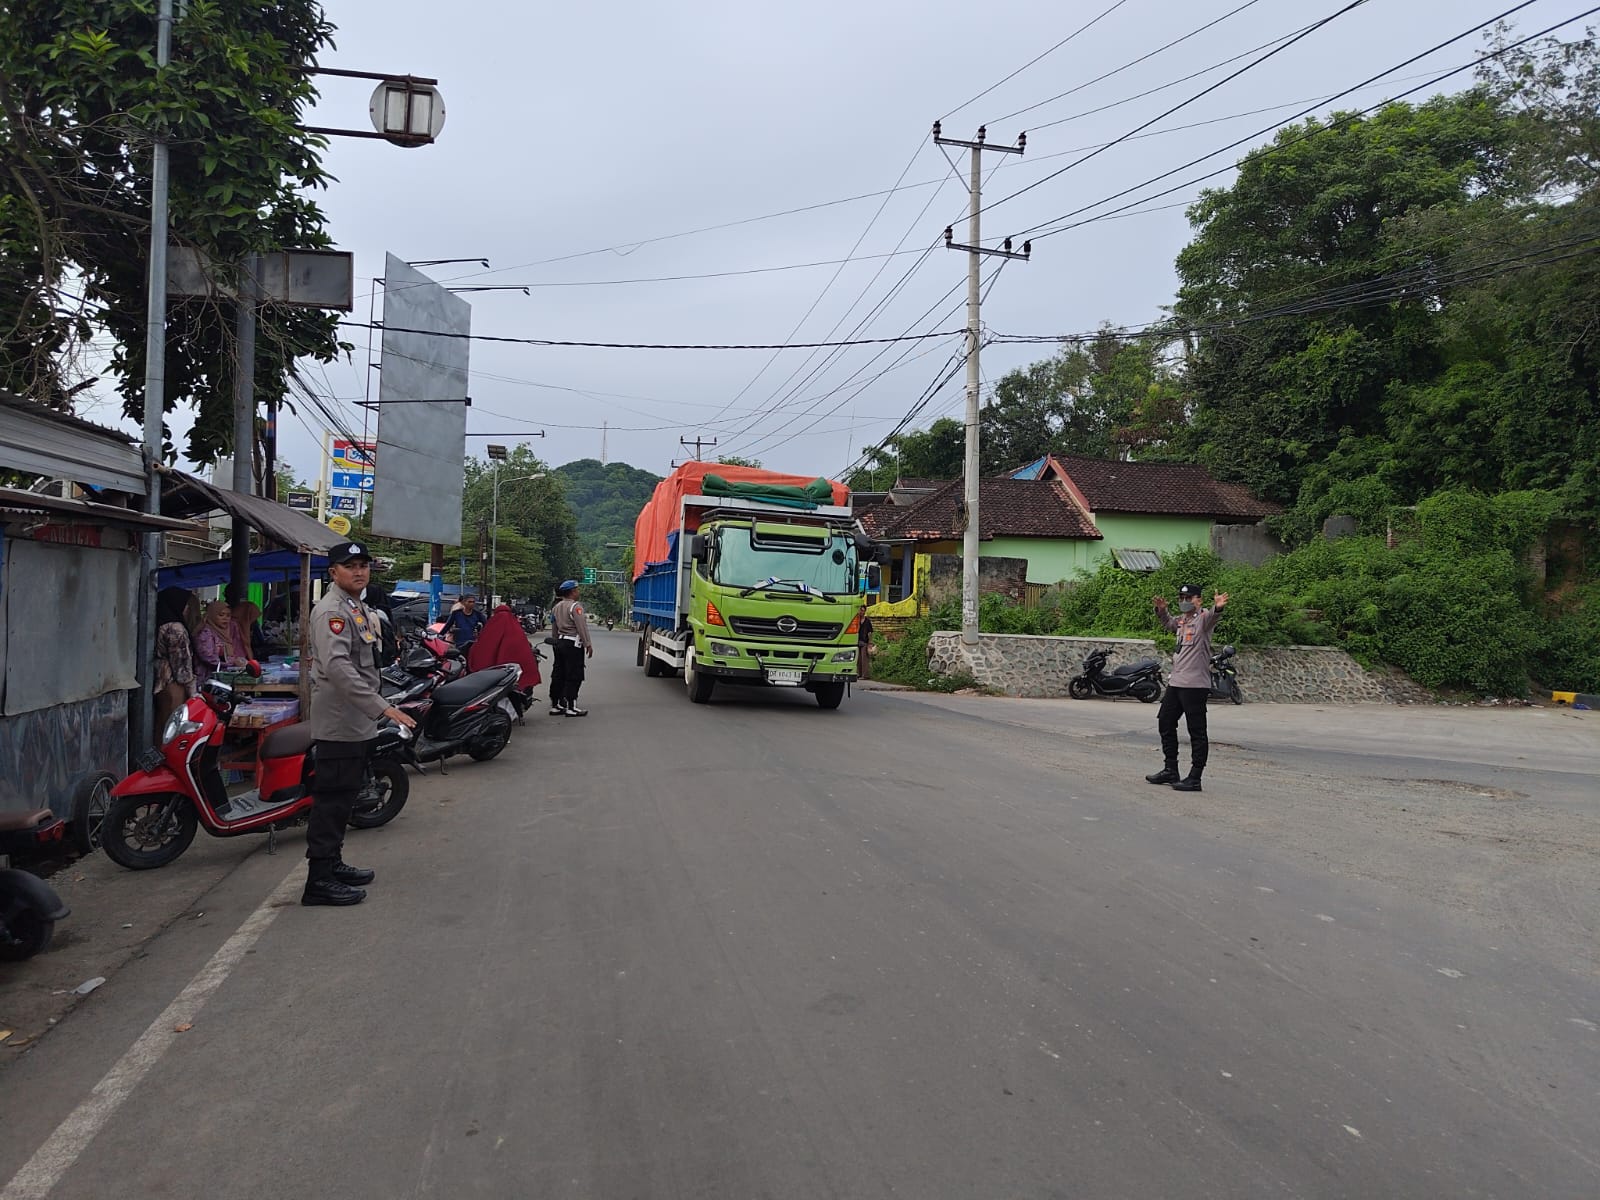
xmin=1136 ymin=680 xmax=1163 ymax=703
xmin=70 ymin=771 xmax=117 ymax=855
xmin=349 ymin=759 xmax=410 ymax=829
xmin=467 ymin=716 xmax=513 ymax=762
xmin=1228 ymin=678 xmax=1244 ymax=705
xmin=1068 ymin=677 xmax=1093 ymax=700
xmin=0 ymin=908 xmax=53 ymax=962
xmin=101 ymin=794 xmax=197 ymax=870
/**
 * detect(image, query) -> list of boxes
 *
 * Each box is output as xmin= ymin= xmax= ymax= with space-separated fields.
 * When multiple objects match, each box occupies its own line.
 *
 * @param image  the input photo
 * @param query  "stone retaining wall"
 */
xmin=927 ymin=632 xmax=1400 ymax=704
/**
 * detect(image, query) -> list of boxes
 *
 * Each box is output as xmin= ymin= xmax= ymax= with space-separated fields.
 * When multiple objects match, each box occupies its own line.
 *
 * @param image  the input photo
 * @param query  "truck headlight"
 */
xmin=708 ymin=640 xmax=741 ymax=658
xmin=830 ymin=648 xmax=858 ymax=664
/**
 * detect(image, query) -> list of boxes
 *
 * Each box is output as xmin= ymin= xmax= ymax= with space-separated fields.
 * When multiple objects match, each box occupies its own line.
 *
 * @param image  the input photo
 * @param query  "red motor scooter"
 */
xmin=102 ymin=672 xmax=410 ymax=870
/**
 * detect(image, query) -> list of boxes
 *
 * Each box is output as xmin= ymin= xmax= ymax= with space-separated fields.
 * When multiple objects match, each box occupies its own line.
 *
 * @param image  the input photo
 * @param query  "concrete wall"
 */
xmin=922 ymin=553 xmax=1028 ymax=605
xmin=1211 ymin=522 xmax=1283 ymax=567
xmin=927 ymin=631 xmax=1401 ymax=704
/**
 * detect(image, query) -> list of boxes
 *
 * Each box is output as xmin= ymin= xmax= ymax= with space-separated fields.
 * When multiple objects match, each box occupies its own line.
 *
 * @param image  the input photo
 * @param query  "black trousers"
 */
xmin=306 ymin=739 xmax=373 ymax=872
xmin=550 ymin=641 xmax=586 ymax=705
xmin=1157 ymin=686 xmax=1209 ymax=777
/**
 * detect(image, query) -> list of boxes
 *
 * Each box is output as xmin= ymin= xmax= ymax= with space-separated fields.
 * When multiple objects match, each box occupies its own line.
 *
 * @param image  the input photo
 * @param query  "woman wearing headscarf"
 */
xmin=194 ymin=600 xmax=246 ymax=679
xmin=153 ymin=587 xmax=197 ymax=731
xmin=466 ymin=603 xmax=541 ymax=697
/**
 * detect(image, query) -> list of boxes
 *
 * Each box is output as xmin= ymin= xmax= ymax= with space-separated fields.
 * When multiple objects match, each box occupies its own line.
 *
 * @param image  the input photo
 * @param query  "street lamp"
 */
xmin=491 ymin=466 xmax=545 ymax=602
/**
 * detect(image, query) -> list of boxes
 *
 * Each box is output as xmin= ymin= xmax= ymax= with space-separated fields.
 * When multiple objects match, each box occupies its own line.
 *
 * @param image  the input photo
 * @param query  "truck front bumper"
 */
xmin=698 ymin=638 xmax=859 ymax=685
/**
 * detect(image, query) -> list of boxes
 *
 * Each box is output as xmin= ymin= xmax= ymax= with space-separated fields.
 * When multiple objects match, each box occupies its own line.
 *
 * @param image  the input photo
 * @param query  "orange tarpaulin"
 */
xmin=632 ymin=463 xmax=850 ymax=580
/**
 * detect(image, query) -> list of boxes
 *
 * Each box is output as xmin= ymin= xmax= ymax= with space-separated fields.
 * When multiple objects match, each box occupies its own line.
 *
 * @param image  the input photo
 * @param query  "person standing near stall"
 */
xmin=303 ymin=541 xmax=416 ymax=907
xmin=152 ymin=587 xmax=197 ymax=734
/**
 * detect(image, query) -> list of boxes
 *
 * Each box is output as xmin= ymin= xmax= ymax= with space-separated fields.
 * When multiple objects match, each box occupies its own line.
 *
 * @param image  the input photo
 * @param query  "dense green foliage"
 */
xmin=0 ymin=0 xmax=343 ymax=462
xmin=876 ymin=492 xmax=1598 ymax=695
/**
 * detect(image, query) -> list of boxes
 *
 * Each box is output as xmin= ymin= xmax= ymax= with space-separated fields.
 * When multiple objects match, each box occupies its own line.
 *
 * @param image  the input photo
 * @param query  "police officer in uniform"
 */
xmin=304 ymin=541 xmax=416 ymax=907
xmin=548 ymin=579 xmax=593 ymax=717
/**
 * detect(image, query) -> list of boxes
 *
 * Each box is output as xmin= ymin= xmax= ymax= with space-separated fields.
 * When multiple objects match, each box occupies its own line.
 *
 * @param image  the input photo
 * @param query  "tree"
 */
xmin=0 ymin=1 xmax=344 ymax=463
xmin=715 ymin=454 xmax=762 ymax=469
xmin=464 ymin=446 xmax=580 ymax=601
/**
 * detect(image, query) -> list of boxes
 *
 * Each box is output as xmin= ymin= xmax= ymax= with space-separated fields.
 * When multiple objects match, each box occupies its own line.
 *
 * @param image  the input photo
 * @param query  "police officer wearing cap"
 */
xmin=303 ymin=540 xmax=416 ymax=906
xmin=548 ymin=579 xmax=593 ymax=716
xmin=1147 ymin=582 xmax=1229 ymax=792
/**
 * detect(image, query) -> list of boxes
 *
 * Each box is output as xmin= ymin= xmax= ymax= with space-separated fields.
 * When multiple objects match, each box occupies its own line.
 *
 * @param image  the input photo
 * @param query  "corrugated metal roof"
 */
xmin=0 ymin=393 xmax=145 ymax=493
xmin=1111 ymin=547 xmax=1164 ymax=572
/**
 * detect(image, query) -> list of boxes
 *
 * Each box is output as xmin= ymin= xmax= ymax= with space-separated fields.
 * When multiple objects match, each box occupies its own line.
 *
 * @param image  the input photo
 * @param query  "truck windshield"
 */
xmin=713 ymin=530 xmax=856 ymax=596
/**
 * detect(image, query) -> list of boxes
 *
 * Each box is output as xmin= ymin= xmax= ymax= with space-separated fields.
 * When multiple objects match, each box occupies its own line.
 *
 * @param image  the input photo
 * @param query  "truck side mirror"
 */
xmin=690 ymin=534 xmax=709 ymax=563
xmin=866 ymin=563 xmax=882 ymax=591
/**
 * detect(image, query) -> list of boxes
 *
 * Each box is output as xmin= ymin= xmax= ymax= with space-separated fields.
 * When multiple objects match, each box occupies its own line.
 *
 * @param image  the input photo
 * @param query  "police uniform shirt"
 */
xmin=308 ymin=586 xmax=389 ymax=741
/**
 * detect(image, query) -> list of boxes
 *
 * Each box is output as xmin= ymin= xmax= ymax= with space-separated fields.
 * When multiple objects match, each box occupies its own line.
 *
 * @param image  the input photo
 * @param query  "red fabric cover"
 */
xmin=467 ymin=605 xmax=541 ymax=689
xmin=632 ymin=462 xmax=849 ymax=580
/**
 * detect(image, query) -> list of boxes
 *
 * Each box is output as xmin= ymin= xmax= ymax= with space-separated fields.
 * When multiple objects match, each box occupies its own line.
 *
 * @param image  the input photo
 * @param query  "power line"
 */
xmin=986 ymin=0 xmax=1271 ymax=126
xmin=974 ymin=0 xmax=1376 ymax=223
xmin=941 ymin=0 xmax=1135 ymax=122
xmin=337 ymin=320 xmax=967 ymax=351
xmin=1019 ymin=0 xmax=1576 ymax=242
xmin=698 ymin=141 xmax=940 ymax=434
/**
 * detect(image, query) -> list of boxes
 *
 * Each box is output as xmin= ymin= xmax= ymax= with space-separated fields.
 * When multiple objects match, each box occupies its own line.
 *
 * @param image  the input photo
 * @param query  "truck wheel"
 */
xmin=685 ymin=651 xmax=715 ymax=704
xmin=814 ymin=681 xmax=846 ymax=710
xmin=636 ymin=632 xmax=646 ymax=668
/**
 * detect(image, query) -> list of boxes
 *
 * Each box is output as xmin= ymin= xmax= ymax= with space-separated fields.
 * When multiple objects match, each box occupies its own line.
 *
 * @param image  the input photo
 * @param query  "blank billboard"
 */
xmin=369 ymin=254 xmax=471 ymax=545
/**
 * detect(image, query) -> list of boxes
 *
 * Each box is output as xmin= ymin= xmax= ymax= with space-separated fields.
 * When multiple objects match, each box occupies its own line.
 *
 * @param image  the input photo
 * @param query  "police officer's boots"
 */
xmin=303 ymin=859 xmax=366 ymax=906
xmin=1145 ymin=763 xmax=1180 ymax=785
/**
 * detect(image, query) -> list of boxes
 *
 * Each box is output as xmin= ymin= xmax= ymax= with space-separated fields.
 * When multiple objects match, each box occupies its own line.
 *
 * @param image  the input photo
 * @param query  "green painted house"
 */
xmin=857 ymin=456 xmax=1278 ymax=592
xmin=1008 ymin=454 xmax=1279 ymax=581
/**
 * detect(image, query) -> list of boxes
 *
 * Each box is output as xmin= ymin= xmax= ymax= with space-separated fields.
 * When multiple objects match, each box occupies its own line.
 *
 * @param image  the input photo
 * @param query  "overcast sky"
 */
xmin=104 ymin=0 xmax=1574 ymax=483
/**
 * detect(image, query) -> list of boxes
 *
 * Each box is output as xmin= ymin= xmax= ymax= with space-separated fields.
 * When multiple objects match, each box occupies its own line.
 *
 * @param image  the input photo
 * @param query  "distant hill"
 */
xmin=554 ymin=459 xmax=662 ymax=554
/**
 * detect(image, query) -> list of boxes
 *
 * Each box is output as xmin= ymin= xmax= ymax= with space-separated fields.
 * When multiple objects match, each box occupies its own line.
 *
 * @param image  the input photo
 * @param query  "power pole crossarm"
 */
xmin=930 ymin=122 xmax=1029 ymax=647
xmin=679 ymin=435 xmax=718 ymax=461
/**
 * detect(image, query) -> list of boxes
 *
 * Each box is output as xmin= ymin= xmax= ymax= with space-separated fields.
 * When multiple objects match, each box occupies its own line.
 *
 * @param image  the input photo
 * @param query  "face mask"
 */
xmin=1179 ymin=600 xmax=1197 ymax=614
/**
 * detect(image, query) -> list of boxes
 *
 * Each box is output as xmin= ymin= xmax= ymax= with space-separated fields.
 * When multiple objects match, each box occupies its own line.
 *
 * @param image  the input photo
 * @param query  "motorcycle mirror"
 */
xmin=245 ymin=659 xmax=262 ymax=678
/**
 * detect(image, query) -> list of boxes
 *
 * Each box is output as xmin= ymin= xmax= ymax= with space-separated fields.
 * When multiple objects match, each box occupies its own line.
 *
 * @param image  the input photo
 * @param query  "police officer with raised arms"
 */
xmin=304 ymin=540 xmax=416 ymax=907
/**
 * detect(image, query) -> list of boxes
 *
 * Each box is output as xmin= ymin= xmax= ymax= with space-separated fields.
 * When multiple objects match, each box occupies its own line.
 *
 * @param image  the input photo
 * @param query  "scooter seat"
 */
xmin=1112 ymin=658 xmax=1159 ymax=676
xmin=0 ymin=808 xmax=55 ymax=833
xmin=432 ymin=665 xmax=517 ymax=706
xmin=259 ymin=722 xmax=316 ymax=761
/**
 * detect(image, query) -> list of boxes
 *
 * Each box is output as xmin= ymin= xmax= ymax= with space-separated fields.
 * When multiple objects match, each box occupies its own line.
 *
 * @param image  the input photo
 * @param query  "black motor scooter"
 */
xmin=0 ymin=809 xmax=71 ymax=961
xmin=1068 ymin=648 xmax=1164 ymax=703
xmin=1210 ymin=644 xmax=1243 ymax=704
xmin=390 ymin=664 xmax=522 ymax=768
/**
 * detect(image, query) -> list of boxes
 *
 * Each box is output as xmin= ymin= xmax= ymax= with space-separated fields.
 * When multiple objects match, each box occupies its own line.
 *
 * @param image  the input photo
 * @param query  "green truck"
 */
xmin=630 ymin=467 xmax=881 ymax=708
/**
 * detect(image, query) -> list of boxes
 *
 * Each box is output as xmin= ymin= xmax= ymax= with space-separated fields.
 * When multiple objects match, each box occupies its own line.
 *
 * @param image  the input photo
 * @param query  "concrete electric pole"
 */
xmin=679 ymin=435 xmax=718 ymax=461
xmin=932 ymin=122 xmax=1029 ymax=646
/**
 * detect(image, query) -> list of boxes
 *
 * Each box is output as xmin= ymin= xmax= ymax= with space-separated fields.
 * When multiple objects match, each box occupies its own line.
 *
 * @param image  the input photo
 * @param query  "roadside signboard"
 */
xmin=286 ymin=491 xmax=316 ymax=511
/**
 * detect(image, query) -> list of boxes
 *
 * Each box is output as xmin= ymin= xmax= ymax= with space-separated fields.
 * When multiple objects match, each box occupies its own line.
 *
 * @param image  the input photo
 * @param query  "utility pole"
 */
xmin=230 ymin=253 xmax=258 ymax=601
xmin=679 ymin=435 xmax=718 ymax=461
xmin=932 ymin=122 xmax=1029 ymax=645
xmin=601 ymin=419 xmax=608 ymax=466
xmin=133 ymin=0 xmax=175 ymax=752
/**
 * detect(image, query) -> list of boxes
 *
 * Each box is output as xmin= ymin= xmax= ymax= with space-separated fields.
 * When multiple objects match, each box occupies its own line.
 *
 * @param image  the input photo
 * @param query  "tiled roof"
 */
xmin=873 ymin=478 xmax=1101 ymax=542
xmin=893 ymin=477 xmax=947 ymax=492
xmin=1049 ymin=454 xmax=1279 ymax=519
xmin=854 ymin=496 xmax=897 ymax=539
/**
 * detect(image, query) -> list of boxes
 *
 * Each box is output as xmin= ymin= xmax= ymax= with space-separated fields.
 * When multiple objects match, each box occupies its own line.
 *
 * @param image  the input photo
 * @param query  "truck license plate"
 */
xmin=766 ymin=669 xmax=804 ymax=686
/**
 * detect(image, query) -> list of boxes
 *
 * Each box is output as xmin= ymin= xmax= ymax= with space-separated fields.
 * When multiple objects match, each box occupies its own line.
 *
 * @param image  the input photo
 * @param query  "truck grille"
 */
xmin=728 ymin=616 xmax=843 ymax=640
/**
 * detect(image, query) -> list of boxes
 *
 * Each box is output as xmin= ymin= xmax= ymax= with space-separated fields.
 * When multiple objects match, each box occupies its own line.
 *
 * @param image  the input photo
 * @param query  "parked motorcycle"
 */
xmin=1068 ymin=649 xmax=1164 ymax=703
xmin=1210 ymin=644 xmax=1244 ymax=705
xmin=388 ymin=663 xmax=522 ymax=767
xmin=102 ymin=674 xmax=409 ymax=871
xmin=0 ymin=810 xmax=71 ymax=960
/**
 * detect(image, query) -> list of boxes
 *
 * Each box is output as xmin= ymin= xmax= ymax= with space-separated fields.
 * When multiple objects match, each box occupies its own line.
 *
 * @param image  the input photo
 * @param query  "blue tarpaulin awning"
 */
xmin=155 ymin=549 xmax=327 ymax=591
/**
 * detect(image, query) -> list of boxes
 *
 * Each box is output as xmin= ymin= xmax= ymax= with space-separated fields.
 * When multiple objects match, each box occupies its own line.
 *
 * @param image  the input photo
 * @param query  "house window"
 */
xmin=1112 ymin=548 xmax=1163 ymax=572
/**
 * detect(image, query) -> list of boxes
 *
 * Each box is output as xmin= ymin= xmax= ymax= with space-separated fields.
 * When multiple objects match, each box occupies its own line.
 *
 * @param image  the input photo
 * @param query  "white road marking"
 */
xmin=0 ymin=863 xmax=303 ymax=1200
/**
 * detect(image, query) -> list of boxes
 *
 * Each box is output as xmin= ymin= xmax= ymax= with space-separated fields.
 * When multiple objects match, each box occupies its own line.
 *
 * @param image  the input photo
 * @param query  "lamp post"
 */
xmin=486 ymin=444 xmax=545 ymax=603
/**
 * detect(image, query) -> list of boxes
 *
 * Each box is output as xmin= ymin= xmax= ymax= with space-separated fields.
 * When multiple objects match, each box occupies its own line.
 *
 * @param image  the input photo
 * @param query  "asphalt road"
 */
xmin=1 ymin=631 xmax=1596 ymax=1198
